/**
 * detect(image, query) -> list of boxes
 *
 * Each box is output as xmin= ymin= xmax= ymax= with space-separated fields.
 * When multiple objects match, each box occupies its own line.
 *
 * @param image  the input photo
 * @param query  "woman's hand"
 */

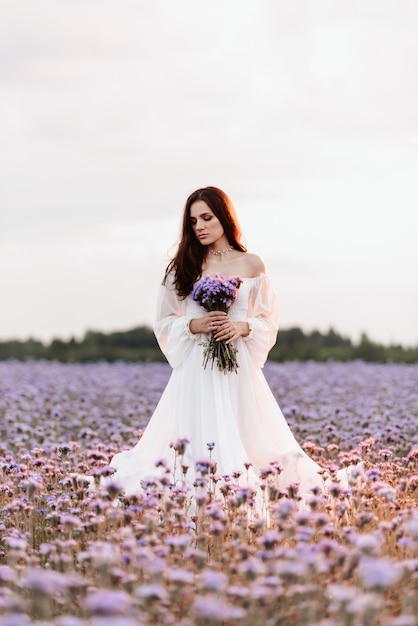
xmin=189 ymin=312 xmax=249 ymax=343
xmin=215 ymin=320 xmax=250 ymax=344
xmin=189 ymin=311 xmax=227 ymax=335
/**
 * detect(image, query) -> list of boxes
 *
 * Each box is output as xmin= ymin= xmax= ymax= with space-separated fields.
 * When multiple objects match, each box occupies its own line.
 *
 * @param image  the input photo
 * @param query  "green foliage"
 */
xmin=0 ymin=326 xmax=162 ymax=363
xmin=0 ymin=338 xmax=47 ymax=360
xmin=269 ymin=327 xmax=354 ymax=362
xmin=0 ymin=325 xmax=417 ymax=363
xmin=352 ymin=332 xmax=386 ymax=362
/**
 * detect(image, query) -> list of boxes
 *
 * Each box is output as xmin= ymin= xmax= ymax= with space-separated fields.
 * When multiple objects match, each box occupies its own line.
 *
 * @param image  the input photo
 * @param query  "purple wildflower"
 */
xmin=199 ymin=570 xmax=228 ymax=591
xmin=169 ymin=437 xmax=190 ymax=455
xmin=192 ymin=596 xmax=246 ymax=621
xmin=82 ymin=590 xmax=132 ymax=616
xmin=358 ymin=557 xmax=403 ymax=590
xmin=136 ymin=584 xmax=168 ymax=602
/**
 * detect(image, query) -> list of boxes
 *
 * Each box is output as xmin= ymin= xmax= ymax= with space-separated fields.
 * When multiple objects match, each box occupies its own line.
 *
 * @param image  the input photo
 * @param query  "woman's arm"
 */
xmin=152 ymin=277 xmax=200 ymax=369
xmin=242 ymin=274 xmax=279 ymax=368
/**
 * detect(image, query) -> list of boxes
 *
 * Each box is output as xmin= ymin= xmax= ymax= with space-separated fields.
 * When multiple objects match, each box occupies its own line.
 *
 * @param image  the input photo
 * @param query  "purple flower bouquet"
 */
xmin=191 ymin=274 xmax=243 ymax=374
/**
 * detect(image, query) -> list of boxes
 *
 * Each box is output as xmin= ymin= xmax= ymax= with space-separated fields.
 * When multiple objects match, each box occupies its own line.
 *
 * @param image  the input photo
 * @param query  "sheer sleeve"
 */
xmin=243 ymin=275 xmax=279 ymax=368
xmin=152 ymin=274 xmax=201 ymax=369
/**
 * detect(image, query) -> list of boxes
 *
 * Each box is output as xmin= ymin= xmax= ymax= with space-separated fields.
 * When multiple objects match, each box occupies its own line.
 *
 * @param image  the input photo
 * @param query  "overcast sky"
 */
xmin=1 ymin=0 xmax=418 ymax=346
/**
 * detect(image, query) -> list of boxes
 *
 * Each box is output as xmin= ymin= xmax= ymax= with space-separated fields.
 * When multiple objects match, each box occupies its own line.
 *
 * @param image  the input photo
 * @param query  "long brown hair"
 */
xmin=164 ymin=186 xmax=247 ymax=297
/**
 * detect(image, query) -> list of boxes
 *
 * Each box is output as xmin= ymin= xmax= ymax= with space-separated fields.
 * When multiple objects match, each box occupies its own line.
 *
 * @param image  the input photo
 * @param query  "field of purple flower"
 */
xmin=1 ymin=360 xmax=418 ymax=625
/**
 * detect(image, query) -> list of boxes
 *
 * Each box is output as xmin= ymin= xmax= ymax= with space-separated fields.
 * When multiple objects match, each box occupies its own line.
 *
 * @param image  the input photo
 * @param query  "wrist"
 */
xmin=188 ymin=318 xmax=200 ymax=334
xmin=240 ymin=321 xmax=250 ymax=337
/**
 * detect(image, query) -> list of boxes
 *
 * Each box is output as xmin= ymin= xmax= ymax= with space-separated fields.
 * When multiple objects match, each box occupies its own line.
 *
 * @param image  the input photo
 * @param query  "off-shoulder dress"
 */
xmin=108 ymin=274 xmax=329 ymax=501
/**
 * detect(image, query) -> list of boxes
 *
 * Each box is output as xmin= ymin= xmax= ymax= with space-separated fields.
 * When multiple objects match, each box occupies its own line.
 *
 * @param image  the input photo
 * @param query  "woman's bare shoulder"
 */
xmin=243 ymin=253 xmax=266 ymax=277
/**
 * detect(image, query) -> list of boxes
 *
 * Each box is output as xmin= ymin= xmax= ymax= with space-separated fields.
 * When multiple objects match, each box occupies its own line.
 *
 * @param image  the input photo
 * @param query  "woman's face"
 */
xmin=189 ymin=200 xmax=225 ymax=246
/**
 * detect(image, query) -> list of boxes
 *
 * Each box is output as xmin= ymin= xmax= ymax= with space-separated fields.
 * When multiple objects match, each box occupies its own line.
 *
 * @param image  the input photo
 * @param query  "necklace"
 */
xmin=208 ymin=245 xmax=234 ymax=256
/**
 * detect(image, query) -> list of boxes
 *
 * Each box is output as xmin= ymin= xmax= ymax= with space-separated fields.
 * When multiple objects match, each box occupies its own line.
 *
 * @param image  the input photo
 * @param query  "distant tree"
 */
xmin=0 ymin=325 xmax=417 ymax=363
xmin=323 ymin=327 xmax=351 ymax=347
xmin=48 ymin=339 xmax=70 ymax=361
xmin=353 ymin=333 xmax=385 ymax=362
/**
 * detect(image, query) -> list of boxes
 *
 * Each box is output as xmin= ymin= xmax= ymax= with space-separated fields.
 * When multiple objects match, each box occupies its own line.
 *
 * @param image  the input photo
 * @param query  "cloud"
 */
xmin=1 ymin=0 xmax=418 ymax=343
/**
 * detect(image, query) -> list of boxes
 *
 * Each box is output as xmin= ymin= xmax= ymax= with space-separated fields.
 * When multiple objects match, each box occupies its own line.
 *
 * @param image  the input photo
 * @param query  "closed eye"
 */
xmin=190 ymin=213 xmax=213 ymax=225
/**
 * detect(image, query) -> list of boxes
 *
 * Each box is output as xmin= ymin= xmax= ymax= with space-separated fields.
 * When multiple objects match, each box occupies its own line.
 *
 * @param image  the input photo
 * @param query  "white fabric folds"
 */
xmin=108 ymin=274 xmax=335 ymax=504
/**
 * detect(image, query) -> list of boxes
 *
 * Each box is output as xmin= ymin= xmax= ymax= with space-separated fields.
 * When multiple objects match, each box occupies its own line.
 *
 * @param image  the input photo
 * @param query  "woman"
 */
xmin=108 ymin=187 xmax=330 ymax=502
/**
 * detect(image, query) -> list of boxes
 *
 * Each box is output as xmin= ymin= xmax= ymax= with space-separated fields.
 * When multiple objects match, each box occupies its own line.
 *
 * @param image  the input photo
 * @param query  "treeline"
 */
xmin=1 ymin=326 xmax=417 ymax=363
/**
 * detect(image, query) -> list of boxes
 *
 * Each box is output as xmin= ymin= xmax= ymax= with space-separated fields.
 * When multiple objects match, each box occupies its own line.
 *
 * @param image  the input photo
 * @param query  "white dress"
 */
xmin=108 ymin=274 xmax=330 ymax=503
